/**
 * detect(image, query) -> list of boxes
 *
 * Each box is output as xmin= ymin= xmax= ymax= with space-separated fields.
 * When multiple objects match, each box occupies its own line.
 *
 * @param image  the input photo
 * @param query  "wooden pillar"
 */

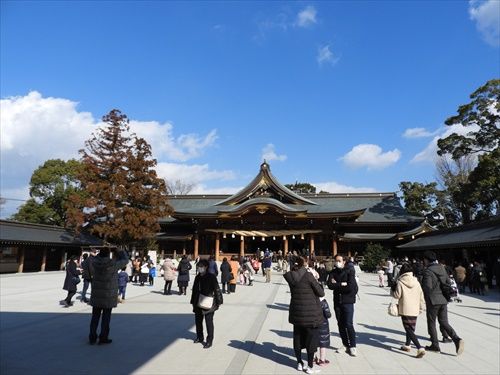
xmin=309 ymin=234 xmax=315 ymax=257
xmin=18 ymin=247 xmax=25 ymax=273
xmin=160 ymin=249 xmax=165 ymax=260
xmin=240 ymin=236 xmax=245 ymax=258
xmin=41 ymin=247 xmax=47 ymax=272
xmin=332 ymin=237 xmax=338 ymax=257
xmin=283 ymin=237 xmax=288 ymax=256
xmin=193 ymin=234 xmax=199 ymax=259
xmin=215 ymin=233 xmax=220 ymax=262
xmin=182 ymin=242 xmax=186 ymax=255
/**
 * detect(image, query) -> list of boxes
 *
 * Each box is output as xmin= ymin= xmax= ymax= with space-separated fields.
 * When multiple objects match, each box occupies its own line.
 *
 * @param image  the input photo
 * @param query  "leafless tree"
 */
xmin=166 ymin=179 xmax=194 ymax=195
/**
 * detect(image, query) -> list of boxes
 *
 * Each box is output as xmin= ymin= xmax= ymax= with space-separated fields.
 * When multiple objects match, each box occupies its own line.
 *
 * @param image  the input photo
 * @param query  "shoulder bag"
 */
xmin=197 ymin=281 xmax=214 ymax=310
xmin=388 ymin=299 xmax=399 ymax=317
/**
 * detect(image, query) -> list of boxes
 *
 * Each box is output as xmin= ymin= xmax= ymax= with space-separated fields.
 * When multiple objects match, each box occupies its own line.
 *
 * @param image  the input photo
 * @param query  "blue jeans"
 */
xmin=118 ymin=286 xmax=126 ymax=299
xmin=334 ymin=303 xmax=356 ymax=348
xmin=81 ymin=279 xmax=91 ymax=300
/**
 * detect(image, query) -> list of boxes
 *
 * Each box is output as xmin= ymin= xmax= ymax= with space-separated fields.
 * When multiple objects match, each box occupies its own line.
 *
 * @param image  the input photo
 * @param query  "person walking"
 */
xmin=386 ymin=258 xmax=394 ymax=287
xmin=117 ymin=267 xmax=128 ymax=303
xmin=220 ymin=257 xmax=233 ymax=294
xmin=80 ymin=252 xmax=94 ymax=303
xmin=162 ymin=257 xmax=177 ymax=295
xmin=148 ymin=263 xmax=156 ymax=286
xmin=177 ymin=255 xmax=192 ymax=295
xmin=454 ymin=263 xmax=466 ymax=294
xmin=88 ymin=247 xmax=128 ymax=345
xmin=315 ymin=296 xmax=332 ymax=366
xmin=140 ymin=258 xmax=149 ymax=286
xmin=284 ymin=256 xmax=325 ymax=374
xmin=327 ymin=255 xmax=358 ymax=356
xmin=391 ymin=263 xmax=426 ymax=358
xmin=190 ymin=259 xmax=223 ymax=349
xmin=208 ymin=255 xmax=219 ymax=277
xmin=421 ymin=251 xmax=464 ymax=355
xmin=61 ymin=255 xmax=81 ymax=307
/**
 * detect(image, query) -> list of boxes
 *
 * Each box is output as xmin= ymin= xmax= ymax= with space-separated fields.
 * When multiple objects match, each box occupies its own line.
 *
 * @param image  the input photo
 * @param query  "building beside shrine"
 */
xmin=158 ymin=162 xmax=430 ymax=260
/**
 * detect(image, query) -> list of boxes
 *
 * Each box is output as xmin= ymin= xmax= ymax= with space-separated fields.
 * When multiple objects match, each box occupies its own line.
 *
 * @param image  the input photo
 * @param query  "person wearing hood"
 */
xmin=327 ymin=255 xmax=359 ymax=357
xmin=421 ymin=251 xmax=464 ymax=355
xmin=162 ymin=257 xmax=177 ymax=295
xmin=190 ymin=259 xmax=223 ymax=349
xmin=88 ymin=247 xmax=128 ymax=345
xmin=391 ymin=263 xmax=426 ymax=358
xmin=284 ymin=256 xmax=325 ymax=374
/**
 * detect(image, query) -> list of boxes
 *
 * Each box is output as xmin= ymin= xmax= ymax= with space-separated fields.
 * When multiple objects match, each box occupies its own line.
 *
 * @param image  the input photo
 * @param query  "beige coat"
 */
xmin=162 ymin=259 xmax=177 ymax=281
xmin=391 ymin=272 xmax=425 ymax=317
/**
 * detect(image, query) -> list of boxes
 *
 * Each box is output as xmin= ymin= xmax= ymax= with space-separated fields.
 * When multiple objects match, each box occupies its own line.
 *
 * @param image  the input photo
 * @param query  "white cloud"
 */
xmin=312 ymin=181 xmax=376 ymax=193
xmin=156 ymin=162 xmax=235 ymax=185
xmin=403 ymin=127 xmax=441 ymax=138
xmin=261 ymin=143 xmax=287 ymax=162
xmin=410 ymin=124 xmax=479 ymax=163
xmin=340 ymin=144 xmax=401 ymax=170
xmin=0 ymin=186 xmax=29 ymax=219
xmin=317 ymin=45 xmax=339 ymax=66
xmin=469 ymin=0 xmax=500 ymax=46
xmin=0 ymin=91 xmax=221 ymax=216
xmin=296 ymin=6 xmax=317 ymax=28
xmin=190 ymin=185 xmax=242 ymax=195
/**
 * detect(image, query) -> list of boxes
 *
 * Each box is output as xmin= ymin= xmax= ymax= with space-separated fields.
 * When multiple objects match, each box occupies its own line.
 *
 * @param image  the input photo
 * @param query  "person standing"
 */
xmin=327 ymin=255 xmax=358 ymax=356
xmin=208 ymin=255 xmax=219 ymax=277
xmin=190 ymin=259 xmax=223 ymax=349
xmin=386 ymin=259 xmax=394 ymax=287
xmin=229 ymin=256 xmax=239 ymax=293
xmin=162 ymin=257 xmax=177 ymax=295
xmin=421 ymin=251 xmax=464 ymax=355
xmin=263 ymin=251 xmax=272 ymax=283
xmin=62 ymin=255 xmax=81 ymax=307
xmin=80 ymin=252 xmax=94 ymax=303
xmin=284 ymin=256 xmax=325 ymax=374
xmin=117 ymin=267 xmax=128 ymax=303
xmin=177 ymin=255 xmax=192 ymax=295
xmin=148 ymin=263 xmax=156 ymax=286
xmin=315 ymin=296 xmax=332 ymax=366
xmin=220 ymin=257 xmax=232 ymax=294
xmin=453 ymin=263 xmax=466 ymax=294
xmin=391 ymin=263 xmax=426 ymax=358
xmin=88 ymin=248 xmax=128 ymax=345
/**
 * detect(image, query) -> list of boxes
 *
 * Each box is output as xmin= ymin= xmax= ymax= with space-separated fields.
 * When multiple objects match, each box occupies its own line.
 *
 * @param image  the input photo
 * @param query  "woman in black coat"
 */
xmin=220 ymin=257 xmax=233 ymax=294
xmin=177 ymin=255 xmax=192 ymax=295
xmin=284 ymin=256 xmax=325 ymax=372
xmin=190 ymin=259 xmax=223 ymax=349
xmin=61 ymin=255 xmax=81 ymax=307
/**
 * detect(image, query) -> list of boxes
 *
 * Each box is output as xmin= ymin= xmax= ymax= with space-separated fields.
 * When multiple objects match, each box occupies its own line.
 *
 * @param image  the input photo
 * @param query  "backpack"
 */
xmin=430 ymin=269 xmax=453 ymax=302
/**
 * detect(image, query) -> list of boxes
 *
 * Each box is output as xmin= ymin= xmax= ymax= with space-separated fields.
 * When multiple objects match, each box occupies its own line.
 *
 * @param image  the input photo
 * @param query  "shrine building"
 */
xmin=158 ymin=162 xmax=430 ymax=260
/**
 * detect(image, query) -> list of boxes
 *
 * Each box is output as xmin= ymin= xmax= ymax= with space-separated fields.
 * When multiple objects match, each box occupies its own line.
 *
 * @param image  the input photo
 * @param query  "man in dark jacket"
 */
xmin=284 ymin=256 xmax=324 ymax=372
xmin=327 ymin=254 xmax=359 ymax=356
xmin=88 ymin=247 xmax=128 ymax=345
xmin=421 ymin=251 xmax=464 ymax=355
xmin=80 ymin=252 xmax=95 ymax=303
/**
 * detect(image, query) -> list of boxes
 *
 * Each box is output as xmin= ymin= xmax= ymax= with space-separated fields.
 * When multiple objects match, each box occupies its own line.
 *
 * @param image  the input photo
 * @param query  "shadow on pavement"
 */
xmin=358 ymin=323 xmax=427 ymax=342
xmin=266 ymin=302 xmax=289 ymax=311
xmin=1 ymin=311 xmax=194 ymax=375
xmin=228 ymin=339 xmax=296 ymax=367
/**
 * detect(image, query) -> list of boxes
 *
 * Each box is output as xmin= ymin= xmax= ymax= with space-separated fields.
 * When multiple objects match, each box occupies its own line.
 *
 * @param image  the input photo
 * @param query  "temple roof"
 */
xmin=163 ymin=163 xmax=423 ymax=224
xmin=0 ymin=220 xmax=103 ymax=246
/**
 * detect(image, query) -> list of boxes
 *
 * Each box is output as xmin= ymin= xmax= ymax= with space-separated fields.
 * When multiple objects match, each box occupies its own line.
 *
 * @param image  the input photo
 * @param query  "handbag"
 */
xmin=72 ymin=276 xmax=81 ymax=285
xmin=197 ymin=282 xmax=214 ymax=310
xmin=388 ymin=299 xmax=399 ymax=317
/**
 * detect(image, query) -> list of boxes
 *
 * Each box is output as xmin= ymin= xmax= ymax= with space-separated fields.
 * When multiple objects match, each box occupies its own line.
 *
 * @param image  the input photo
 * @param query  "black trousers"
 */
xmin=89 ymin=307 xmax=112 ymax=340
xmin=401 ymin=316 xmax=421 ymax=348
xmin=164 ymin=280 xmax=173 ymax=294
xmin=293 ymin=325 xmax=319 ymax=368
xmin=65 ymin=291 xmax=76 ymax=304
xmin=194 ymin=307 xmax=214 ymax=344
xmin=334 ymin=303 xmax=356 ymax=348
xmin=426 ymin=303 xmax=459 ymax=347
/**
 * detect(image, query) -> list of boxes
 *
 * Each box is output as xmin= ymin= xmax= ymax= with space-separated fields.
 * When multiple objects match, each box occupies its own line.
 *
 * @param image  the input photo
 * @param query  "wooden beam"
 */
xmin=332 ymin=237 xmax=338 ymax=257
xmin=283 ymin=236 xmax=288 ymax=256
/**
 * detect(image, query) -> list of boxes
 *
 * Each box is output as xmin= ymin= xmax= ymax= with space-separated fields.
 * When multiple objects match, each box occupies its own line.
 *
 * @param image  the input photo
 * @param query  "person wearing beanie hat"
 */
xmin=421 ymin=251 xmax=464 ymax=355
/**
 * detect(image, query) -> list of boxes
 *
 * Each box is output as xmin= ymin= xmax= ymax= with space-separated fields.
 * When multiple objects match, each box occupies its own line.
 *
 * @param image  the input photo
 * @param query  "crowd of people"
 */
xmin=59 ymin=247 xmax=499 ymax=373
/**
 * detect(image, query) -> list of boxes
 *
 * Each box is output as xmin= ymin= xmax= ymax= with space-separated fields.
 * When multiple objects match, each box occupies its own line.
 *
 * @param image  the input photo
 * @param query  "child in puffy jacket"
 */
xmin=118 ymin=267 xmax=129 ymax=303
xmin=315 ymin=296 xmax=332 ymax=366
xmin=149 ymin=264 xmax=157 ymax=286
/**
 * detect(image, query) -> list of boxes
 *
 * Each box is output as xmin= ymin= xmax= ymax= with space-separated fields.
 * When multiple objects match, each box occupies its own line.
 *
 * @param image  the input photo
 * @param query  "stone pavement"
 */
xmin=1 ymin=267 xmax=499 ymax=375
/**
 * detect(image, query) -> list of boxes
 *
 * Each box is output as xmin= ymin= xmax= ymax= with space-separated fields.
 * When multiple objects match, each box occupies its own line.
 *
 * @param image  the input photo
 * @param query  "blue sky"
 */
xmin=1 ymin=0 xmax=499 ymax=218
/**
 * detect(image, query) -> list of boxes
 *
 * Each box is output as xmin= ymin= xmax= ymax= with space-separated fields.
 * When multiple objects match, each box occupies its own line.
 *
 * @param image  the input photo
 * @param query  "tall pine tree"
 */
xmin=67 ymin=110 xmax=170 ymax=247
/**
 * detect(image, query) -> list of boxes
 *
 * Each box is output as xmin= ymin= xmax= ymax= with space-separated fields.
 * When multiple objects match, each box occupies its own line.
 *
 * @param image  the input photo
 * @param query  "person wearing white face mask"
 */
xmin=327 ymin=255 xmax=358 ymax=356
xmin=190 ymin=259 xmax=223 ymax=349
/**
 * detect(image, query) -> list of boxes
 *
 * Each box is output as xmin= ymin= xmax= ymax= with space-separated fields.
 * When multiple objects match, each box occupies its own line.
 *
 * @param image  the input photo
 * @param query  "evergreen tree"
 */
xmin=67 ymin=109 xmax=170 ymax=247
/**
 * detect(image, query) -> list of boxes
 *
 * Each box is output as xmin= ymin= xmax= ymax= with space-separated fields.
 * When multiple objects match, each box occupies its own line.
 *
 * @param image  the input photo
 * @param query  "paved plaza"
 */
xmin=1 ymin=268 xmax=499 ymax=375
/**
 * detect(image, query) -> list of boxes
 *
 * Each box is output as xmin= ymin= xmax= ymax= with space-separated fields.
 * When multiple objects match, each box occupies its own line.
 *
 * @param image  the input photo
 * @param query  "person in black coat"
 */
xmin=220 ymin=257 xmax=233 ymax=294
xmin=61 ymin=255 xmax=81 ymax=307
xmin=284 ymin=256 xmax=325 ymax=372
xmin=177 ymin=255 xmax=192 ymax=295
xmin=80 ymin=252 xmax=94 ymax=303
xmin=316 ymin=298 xmax=332 ymax=365
xmin=190 ymin=259 xmax=223 ymax=349
xmin=327 ymin=254 xmax=359 ymax=356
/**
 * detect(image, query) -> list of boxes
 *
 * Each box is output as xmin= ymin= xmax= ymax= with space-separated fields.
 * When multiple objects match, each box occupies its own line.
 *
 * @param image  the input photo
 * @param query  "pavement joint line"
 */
xmin=447 ymin=310 xmax=500 ymax=330
xmin=224 ymin=281 xmax=283 ymax=375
